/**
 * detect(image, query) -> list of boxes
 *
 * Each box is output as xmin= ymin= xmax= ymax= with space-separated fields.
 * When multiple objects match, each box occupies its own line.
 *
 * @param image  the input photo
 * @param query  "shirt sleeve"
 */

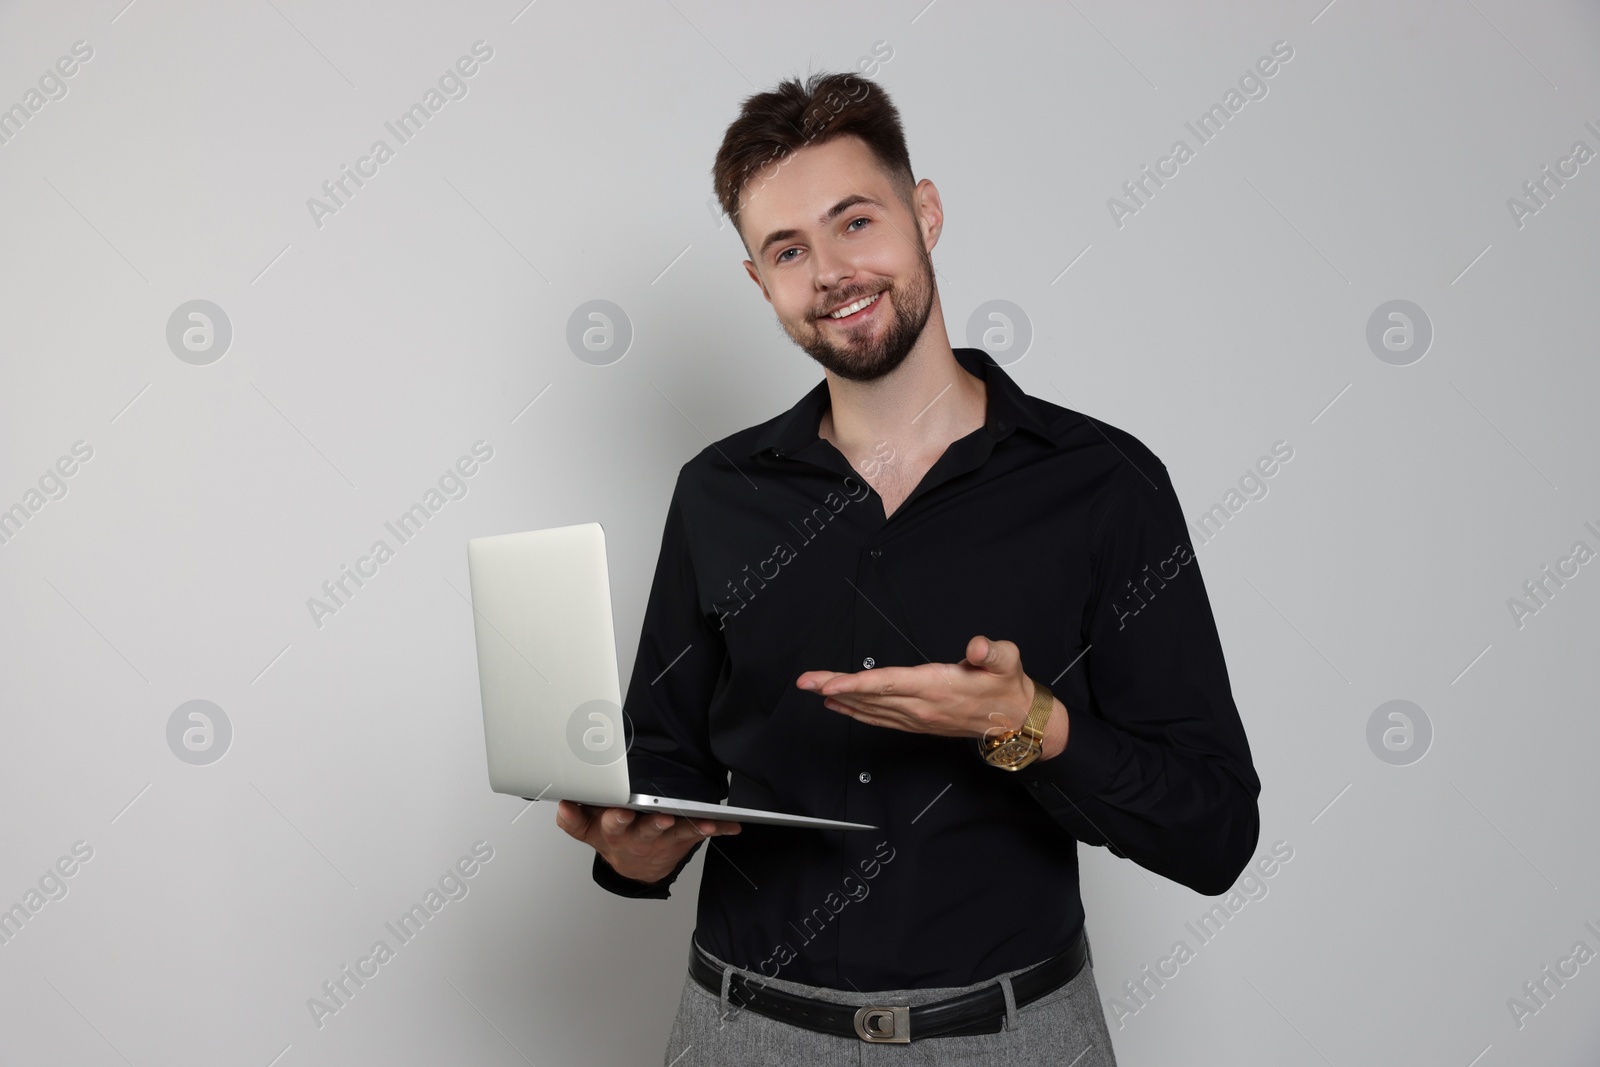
xmin=592 ymin=842 xmax=703 ymax=900
xmin=1011 ymin=463 xmax=1261 ymax=896
xmin=591 ymin=467 xmax=731 ymax=900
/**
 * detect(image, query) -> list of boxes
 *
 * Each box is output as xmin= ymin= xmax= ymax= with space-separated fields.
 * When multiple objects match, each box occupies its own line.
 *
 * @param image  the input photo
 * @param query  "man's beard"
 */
xmin=781 ymin=247 xmax=936 ymax=383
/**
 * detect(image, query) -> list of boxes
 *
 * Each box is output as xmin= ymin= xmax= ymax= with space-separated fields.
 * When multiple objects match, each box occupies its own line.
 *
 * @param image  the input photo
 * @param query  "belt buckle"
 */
xmin=853 ymin=1004 xmax=911 ymax=1043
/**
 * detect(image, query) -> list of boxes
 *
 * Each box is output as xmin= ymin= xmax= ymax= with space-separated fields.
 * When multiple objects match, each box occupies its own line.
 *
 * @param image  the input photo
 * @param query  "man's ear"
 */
xmin=743 ymin=260 xmax=772 ymax=304
xmin=913 ymin=178 xmax=944 ymax=253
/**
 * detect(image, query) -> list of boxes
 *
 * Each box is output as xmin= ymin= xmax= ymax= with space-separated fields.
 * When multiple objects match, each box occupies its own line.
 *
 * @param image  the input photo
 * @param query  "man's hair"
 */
xmin=711 ymin=71 xmax=916 ymax=246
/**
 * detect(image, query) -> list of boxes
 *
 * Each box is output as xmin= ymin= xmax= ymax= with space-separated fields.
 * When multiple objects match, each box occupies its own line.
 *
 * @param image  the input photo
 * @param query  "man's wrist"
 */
xmin=604 ymin=856 xmax=658 ymax=885
xmin=1038 ymin=697 xmax=1069 ymax=761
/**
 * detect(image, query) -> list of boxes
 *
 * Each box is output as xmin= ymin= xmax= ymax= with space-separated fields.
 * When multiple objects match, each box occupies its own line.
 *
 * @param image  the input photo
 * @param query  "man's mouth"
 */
xmin=823 ymin=291 xmax=884 ymax=322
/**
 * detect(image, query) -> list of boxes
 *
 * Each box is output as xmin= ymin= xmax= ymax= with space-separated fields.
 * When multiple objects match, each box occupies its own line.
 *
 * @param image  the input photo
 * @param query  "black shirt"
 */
xmin=593 ymin=346 xmax=1260 ymax=992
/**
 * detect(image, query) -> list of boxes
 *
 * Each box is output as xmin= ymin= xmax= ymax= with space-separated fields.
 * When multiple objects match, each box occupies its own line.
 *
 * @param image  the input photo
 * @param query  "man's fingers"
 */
xmin=555 ymin=800 xmax=593 ymax=839
xmin=970 ymin=634 xmax=1017 ymax=671
xmin=674 ymin=819 xmax=709 ymax=842
xmin=635 ymin=812 xmax=677 ymax=841
xmin=574 ymin=806 xmax=742 ymax=848
xmin=594 ymin=807 xmax=638 ymax=845
xmin=676 ymin=818 xmax=742 ymax=841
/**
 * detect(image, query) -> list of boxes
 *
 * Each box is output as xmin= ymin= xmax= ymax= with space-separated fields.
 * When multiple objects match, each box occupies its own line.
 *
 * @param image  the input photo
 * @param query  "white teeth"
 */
xmin=828 ymin=292 xmax=881 ymax=318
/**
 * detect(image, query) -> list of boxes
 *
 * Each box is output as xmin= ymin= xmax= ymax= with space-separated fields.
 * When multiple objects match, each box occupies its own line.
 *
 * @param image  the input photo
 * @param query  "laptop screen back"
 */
xmin=466 ymin=522 xmax=632 ymax=805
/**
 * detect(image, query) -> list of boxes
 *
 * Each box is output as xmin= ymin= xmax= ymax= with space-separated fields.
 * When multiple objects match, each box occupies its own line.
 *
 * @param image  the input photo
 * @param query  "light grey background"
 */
xmin=2 ymin=1 xmax=1597 ymax=1064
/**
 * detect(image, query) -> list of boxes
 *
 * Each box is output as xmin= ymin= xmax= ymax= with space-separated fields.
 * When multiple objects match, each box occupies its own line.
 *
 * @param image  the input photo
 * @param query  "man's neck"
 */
xmin=816 ymin=321 xmax=987 ymax=464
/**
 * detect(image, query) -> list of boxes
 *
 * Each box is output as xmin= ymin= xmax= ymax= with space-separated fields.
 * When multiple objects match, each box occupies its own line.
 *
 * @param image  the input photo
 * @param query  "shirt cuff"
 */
xmin=1010 ymin=706 xmax=1126 ymax=799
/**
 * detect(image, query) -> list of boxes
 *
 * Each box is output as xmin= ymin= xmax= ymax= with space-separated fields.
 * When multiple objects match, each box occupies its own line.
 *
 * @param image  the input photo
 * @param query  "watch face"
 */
xmin=993 ymin=739 xmax=1034 ymax=765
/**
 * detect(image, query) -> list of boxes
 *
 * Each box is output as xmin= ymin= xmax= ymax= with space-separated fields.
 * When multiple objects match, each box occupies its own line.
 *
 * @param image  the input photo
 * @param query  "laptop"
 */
xmin=466 ymin=521 xmax=877 ymax=831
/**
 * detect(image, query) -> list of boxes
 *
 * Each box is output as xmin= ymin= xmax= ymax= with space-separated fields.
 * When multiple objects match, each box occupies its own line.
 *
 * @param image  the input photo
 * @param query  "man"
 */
xmin=556 ymin=71 xmax=1260 ymax=1065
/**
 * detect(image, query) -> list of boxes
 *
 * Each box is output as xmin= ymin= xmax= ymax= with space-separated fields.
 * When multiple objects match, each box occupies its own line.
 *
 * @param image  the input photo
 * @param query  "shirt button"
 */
xmin=869 ymin=548 xmax=881 ymax=559
xmin=862 ymin=656 xmax=875 ymax=668
xmin=858 ymin=771 xmax=872 ymax=783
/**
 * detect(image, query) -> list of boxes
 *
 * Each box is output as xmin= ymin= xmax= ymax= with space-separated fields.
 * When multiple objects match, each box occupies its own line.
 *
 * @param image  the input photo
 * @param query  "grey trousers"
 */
xmin=662 ymin=934 xmax=1119 ymax=1066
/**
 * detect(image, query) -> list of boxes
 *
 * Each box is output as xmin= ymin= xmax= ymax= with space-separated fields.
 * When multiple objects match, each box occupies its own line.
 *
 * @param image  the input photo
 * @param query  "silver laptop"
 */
xmin=466 ymin=521 xmax=877 ymax=831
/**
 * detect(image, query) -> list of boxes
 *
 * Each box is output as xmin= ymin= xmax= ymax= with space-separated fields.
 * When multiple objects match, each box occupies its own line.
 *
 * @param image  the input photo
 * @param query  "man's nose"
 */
xmin=809 ymin=241 xmax=855 ymax=294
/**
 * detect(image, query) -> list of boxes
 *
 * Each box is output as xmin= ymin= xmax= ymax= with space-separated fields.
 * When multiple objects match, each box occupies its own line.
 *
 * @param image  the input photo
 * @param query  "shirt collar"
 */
xmin=749 ymin=347 xmax=1054 ymax=458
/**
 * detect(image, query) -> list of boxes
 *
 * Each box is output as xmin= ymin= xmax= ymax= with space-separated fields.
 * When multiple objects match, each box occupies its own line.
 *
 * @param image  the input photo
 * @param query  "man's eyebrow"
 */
xmin=756 ymin=194 xmax=883 ymax=258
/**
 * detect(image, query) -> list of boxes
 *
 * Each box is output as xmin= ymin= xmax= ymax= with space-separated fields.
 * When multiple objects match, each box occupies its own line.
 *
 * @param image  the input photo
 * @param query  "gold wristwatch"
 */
xmin=979 ymin=677 xmax=1054 ymax=770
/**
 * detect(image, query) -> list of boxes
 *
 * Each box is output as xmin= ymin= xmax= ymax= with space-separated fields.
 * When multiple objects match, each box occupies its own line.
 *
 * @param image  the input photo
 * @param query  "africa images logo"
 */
xmin=306 ymin=441 xmax=494 ymax=630
xmin=305 ymin=41 xmax=495 ymax=229
xmin=306 ymin=841 xmax=495 ymax=1029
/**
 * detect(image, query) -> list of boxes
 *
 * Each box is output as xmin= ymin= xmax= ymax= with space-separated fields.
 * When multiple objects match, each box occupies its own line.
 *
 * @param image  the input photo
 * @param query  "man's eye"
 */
xmin=776 ymin=218 xmax=867 ymax=262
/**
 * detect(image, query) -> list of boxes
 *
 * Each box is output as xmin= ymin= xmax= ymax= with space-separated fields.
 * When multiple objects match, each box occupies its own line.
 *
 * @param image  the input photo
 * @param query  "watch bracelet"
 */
xmin=979 ymin=676 xmax=1053 ymax=761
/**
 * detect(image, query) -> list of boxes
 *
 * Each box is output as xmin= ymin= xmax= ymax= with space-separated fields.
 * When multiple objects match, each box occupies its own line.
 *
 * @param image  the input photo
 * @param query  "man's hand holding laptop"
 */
xmin=556 ymin=800 xmax=742 ymax=885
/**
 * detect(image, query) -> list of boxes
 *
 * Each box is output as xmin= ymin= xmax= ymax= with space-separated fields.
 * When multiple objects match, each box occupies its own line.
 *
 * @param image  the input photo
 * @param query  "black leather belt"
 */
xmin=688 ymin=928 xmax=1086 ymax=1043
